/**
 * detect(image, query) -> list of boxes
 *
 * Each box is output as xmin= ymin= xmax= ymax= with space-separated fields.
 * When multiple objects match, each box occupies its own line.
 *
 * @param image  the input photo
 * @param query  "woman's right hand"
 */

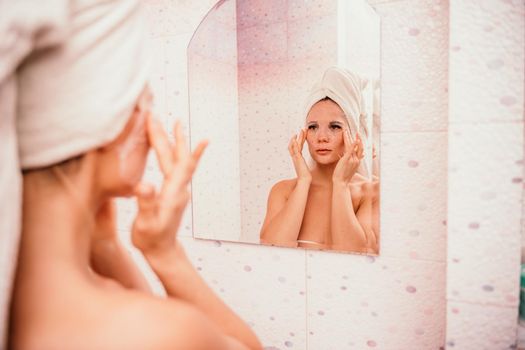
xmin=288 ymin=129 xmax=311 ymax=182
xmin=131 ymin=115 xmax=207 ymax=257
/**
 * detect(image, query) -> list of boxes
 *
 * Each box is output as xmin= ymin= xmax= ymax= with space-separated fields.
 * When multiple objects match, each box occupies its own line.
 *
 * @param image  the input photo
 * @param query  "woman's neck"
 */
xmin=19 ymin=161 xmax=101 ymax=277
xmin=311 ymin=162 xmax=337 ymax=185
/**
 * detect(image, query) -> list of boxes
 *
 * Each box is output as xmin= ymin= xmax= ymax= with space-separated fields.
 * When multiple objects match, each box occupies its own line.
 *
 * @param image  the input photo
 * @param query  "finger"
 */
xmin=288 ymin=136 xmax=297 ymax=156
xmin=147 ymin=115 xmax=174 ymax=175
xmin=192 ymin=140 xmax=208 ymax=166
xmin=174 ymin=121 xmax=190 ymax=162
xmin=288 ymin=137 xmax=295 ymax=157
xmin=180 ymin=140 xmax=209 ymax=183
xmin=135 ymin=183 xmax=158 ymax=216
xmin=356 ymin=133 xmax=364 ymax=158
xmin=343 ymin=128 xmax=353 ymax=154
xmin=299 ymin=128 xmax=307 ymax=150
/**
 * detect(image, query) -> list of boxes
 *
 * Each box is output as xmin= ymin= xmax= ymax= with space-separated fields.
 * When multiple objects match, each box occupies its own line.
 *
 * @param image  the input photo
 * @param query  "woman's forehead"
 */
xmin=306 ymin=99 xmax=346 ymax=123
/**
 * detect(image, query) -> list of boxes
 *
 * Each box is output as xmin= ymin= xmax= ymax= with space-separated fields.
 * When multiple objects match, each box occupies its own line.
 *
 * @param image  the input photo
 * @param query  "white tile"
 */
xmin=380 ymin=131 xmax=447 ymax=262
xmin=306 ymin=253 xmax=446 ymax=349
xmin=144 ymin=0 xmax=218 ymax=37
xmin=287 ymin=0 xmax=337 ymax=21
xmin=236 ymin=0 xmax=288 ymax=30
xmin=446 ymin=301 xmax=518 ymax=350
xmin=286 ymin=15 xmax=338 ymax=62
xmin=374 ymin=0 xmax=449 ymax=132
xmin=447 ymin=123 xmax=523 ymax=306
xmin=146 ymin=37 xmax=167 ymax=122
xmin=179 ymin=237 xmax=307 ymax=349
xmin=449 ymin=0 xmax=524 ymax=124
xmin=237 ymin=22 xmax=288 ymax=65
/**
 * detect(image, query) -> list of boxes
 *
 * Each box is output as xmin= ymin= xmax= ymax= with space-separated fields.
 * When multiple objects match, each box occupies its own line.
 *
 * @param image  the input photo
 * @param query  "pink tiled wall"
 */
xmin=445 ymin=0 xmax=524 ymax=349
xmin=114 ymin=0 xmax=522 ymax=348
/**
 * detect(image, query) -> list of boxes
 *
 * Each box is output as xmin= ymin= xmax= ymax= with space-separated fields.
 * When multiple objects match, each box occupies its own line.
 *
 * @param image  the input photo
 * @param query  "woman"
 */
xmin=259 ymin=67 xmax=379 ymax=253
xmin=8 ymin=1 xmax=261 ymax=349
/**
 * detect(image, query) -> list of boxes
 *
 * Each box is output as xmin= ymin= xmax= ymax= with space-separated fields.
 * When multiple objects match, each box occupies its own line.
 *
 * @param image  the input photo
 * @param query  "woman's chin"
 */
xmin=313 ymin=157 xmax=338 ymax=166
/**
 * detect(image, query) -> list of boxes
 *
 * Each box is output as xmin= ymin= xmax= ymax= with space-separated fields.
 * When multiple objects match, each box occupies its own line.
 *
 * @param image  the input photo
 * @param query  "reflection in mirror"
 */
xmin=188 ymin=0 xmax=380 ymax=255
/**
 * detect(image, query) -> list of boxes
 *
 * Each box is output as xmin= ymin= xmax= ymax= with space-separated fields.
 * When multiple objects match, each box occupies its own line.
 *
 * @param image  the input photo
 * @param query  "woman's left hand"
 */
xmin=131 ymin=115 xmax=207 ymax=256
xmin=332 ymin=130 xmax=364 ymax=185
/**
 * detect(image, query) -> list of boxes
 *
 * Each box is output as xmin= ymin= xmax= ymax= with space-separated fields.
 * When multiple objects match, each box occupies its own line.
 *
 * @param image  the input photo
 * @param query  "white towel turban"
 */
xmin=17 ymin=0 xmax=150 ymax=170
xmin=304 ymin=66 xmax=368 ymax=140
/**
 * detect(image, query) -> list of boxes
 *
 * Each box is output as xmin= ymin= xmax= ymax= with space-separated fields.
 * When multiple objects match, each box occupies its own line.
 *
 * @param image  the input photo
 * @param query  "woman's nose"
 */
xmin=316 ymin=128 xmax=330 ymax=142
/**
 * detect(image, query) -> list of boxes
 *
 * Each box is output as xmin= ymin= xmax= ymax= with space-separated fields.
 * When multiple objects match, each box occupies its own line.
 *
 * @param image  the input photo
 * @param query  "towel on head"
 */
xmin=17 ymin=0 xmax=150 ymax=170
xmin=303 ymin=66 xmax=368 ymax=141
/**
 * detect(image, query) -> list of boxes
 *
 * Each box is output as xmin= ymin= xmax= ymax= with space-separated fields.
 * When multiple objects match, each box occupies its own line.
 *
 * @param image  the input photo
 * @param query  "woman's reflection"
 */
xmin=260 ymin=67 xmax=379 ymax=254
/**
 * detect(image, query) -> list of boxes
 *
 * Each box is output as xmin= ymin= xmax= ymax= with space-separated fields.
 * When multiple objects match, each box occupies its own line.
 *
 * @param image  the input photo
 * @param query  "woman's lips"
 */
xmin=316 ymin=149 xmax=331 ymax=155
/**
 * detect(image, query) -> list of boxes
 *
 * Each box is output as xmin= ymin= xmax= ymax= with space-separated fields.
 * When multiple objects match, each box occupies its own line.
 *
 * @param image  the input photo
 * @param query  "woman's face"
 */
xmin=100 ymin=88 xmax=152 ymax=195
xmin=305 ymin=99 xmax=348 ymax=165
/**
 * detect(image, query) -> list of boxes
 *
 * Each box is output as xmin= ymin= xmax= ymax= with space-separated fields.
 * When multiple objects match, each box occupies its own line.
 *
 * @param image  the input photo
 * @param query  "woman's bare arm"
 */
xmin=330 ymin=131 xmax=368 ymax=251
xmin=330 ymin=182 xmax=368 ymax=251
xmin=259 ymin=179 xmax=310 ymax=246
xmin=143 ymin=244 xmax=261 ymax=350
xmin=131 ymin=116 xmax=262 ymax=350
xmin=357 ymin=180 xmax=380 ymax=254
xmin=260 ymin=129 xmax=311 ymax=246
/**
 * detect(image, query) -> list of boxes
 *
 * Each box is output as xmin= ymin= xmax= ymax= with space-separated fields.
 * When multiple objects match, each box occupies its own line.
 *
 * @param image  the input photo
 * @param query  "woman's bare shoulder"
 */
xmin=95 ymin=290 xmax=235 ymax=349
xmin=270 ymin=178 xmax=297 ymax=195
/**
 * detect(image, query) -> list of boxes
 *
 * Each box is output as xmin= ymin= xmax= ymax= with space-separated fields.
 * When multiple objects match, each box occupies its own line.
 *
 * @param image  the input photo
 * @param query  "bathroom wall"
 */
xmin=445 ymin=0 xmax=524 ymax=349
xmin=115 ymin=0 xmax=449 ymax=349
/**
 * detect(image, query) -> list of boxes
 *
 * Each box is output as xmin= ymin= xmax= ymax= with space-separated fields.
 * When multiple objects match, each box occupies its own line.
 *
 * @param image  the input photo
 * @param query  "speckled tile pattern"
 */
xmin=447 ymin=0 xmax=524 ymax=347
xmin=120 ymin=0 xmax=524 ymax=348
xmin=306 ymin=252 xmax=446 ymax=349
xmin=449 ymin=0 xmax=524 ymax=125
xmin=448 ymin=123 xmax=522 ymax=307
xmin=375 ymin=0 xmax=449 ymax=133
xmin=446 ymin=301 xmax=518 ymax=350
xmin=380 ymin=131 xmax=447 ymax=262
xmin=180 ymin=236 xmax=307 ymax=350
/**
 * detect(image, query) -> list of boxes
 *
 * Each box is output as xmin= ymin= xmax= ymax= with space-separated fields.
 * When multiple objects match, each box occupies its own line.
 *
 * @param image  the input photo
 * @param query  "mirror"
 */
xmin=188 ymin=0 xmax=380 ymax=254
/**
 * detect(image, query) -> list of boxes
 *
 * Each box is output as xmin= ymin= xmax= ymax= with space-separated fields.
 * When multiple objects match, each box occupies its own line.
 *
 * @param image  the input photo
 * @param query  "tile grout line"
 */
xmin=446 ymin=297 xmax=519 ymax=310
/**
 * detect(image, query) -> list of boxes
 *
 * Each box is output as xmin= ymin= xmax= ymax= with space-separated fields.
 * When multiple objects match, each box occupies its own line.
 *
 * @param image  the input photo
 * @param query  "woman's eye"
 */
xmin=330 ymin=124 xmax=342 ymax=130
xmin=307 ymin=125 xmax=317 ymax=130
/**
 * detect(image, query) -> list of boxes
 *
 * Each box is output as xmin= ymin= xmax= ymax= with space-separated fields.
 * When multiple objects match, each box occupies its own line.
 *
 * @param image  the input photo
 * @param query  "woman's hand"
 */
xmin=131 ymin=115 xmax=207 ymax=256
xmin=332 ymin=130 xmax=364 ymax=185
xmin=289 ymin=128 xmax=311 ymax=182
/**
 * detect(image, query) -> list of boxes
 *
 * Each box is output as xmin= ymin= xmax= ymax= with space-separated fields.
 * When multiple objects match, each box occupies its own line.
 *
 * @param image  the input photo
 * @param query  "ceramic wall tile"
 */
xmin=447 ymin=122 xmax=523 ymax=306
xmin=375 ymin=0 xmax=449 ymax=133
xmin=380 ymin=131 xmax=447 ymax=262
xmin=449 ymin=0 xmax=524 ymax=124
xmin=236 ymin=0 xmax=287 ymax=30
xmin=237 ymin=22 xmax=288 ymax=65
xmin=287 ymin=0 xmax=337 ymax=21
xmin=144 ymin=0 xmax=219 ymax=37
xmin=286 ymin=15 xmax=338 ymax=62
xmin=306 ymin=253 xmax=446 ymax=349
xmin=445 ymin=301 xmax=518 ymax=350
xmin=179 ymin=237 xmax=307 ymax=350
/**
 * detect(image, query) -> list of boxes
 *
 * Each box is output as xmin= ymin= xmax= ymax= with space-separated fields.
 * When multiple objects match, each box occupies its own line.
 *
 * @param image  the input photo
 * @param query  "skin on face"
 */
xmin=97 ymin=88 xmax=153 ymax=196
xmin=305 ymin=99 xmax=348 ymax=165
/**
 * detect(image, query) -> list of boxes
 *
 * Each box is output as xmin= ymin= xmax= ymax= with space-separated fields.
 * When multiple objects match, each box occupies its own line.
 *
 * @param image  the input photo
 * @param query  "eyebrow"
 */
xmin=307 ymin=120 xmax=345 ymax=124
